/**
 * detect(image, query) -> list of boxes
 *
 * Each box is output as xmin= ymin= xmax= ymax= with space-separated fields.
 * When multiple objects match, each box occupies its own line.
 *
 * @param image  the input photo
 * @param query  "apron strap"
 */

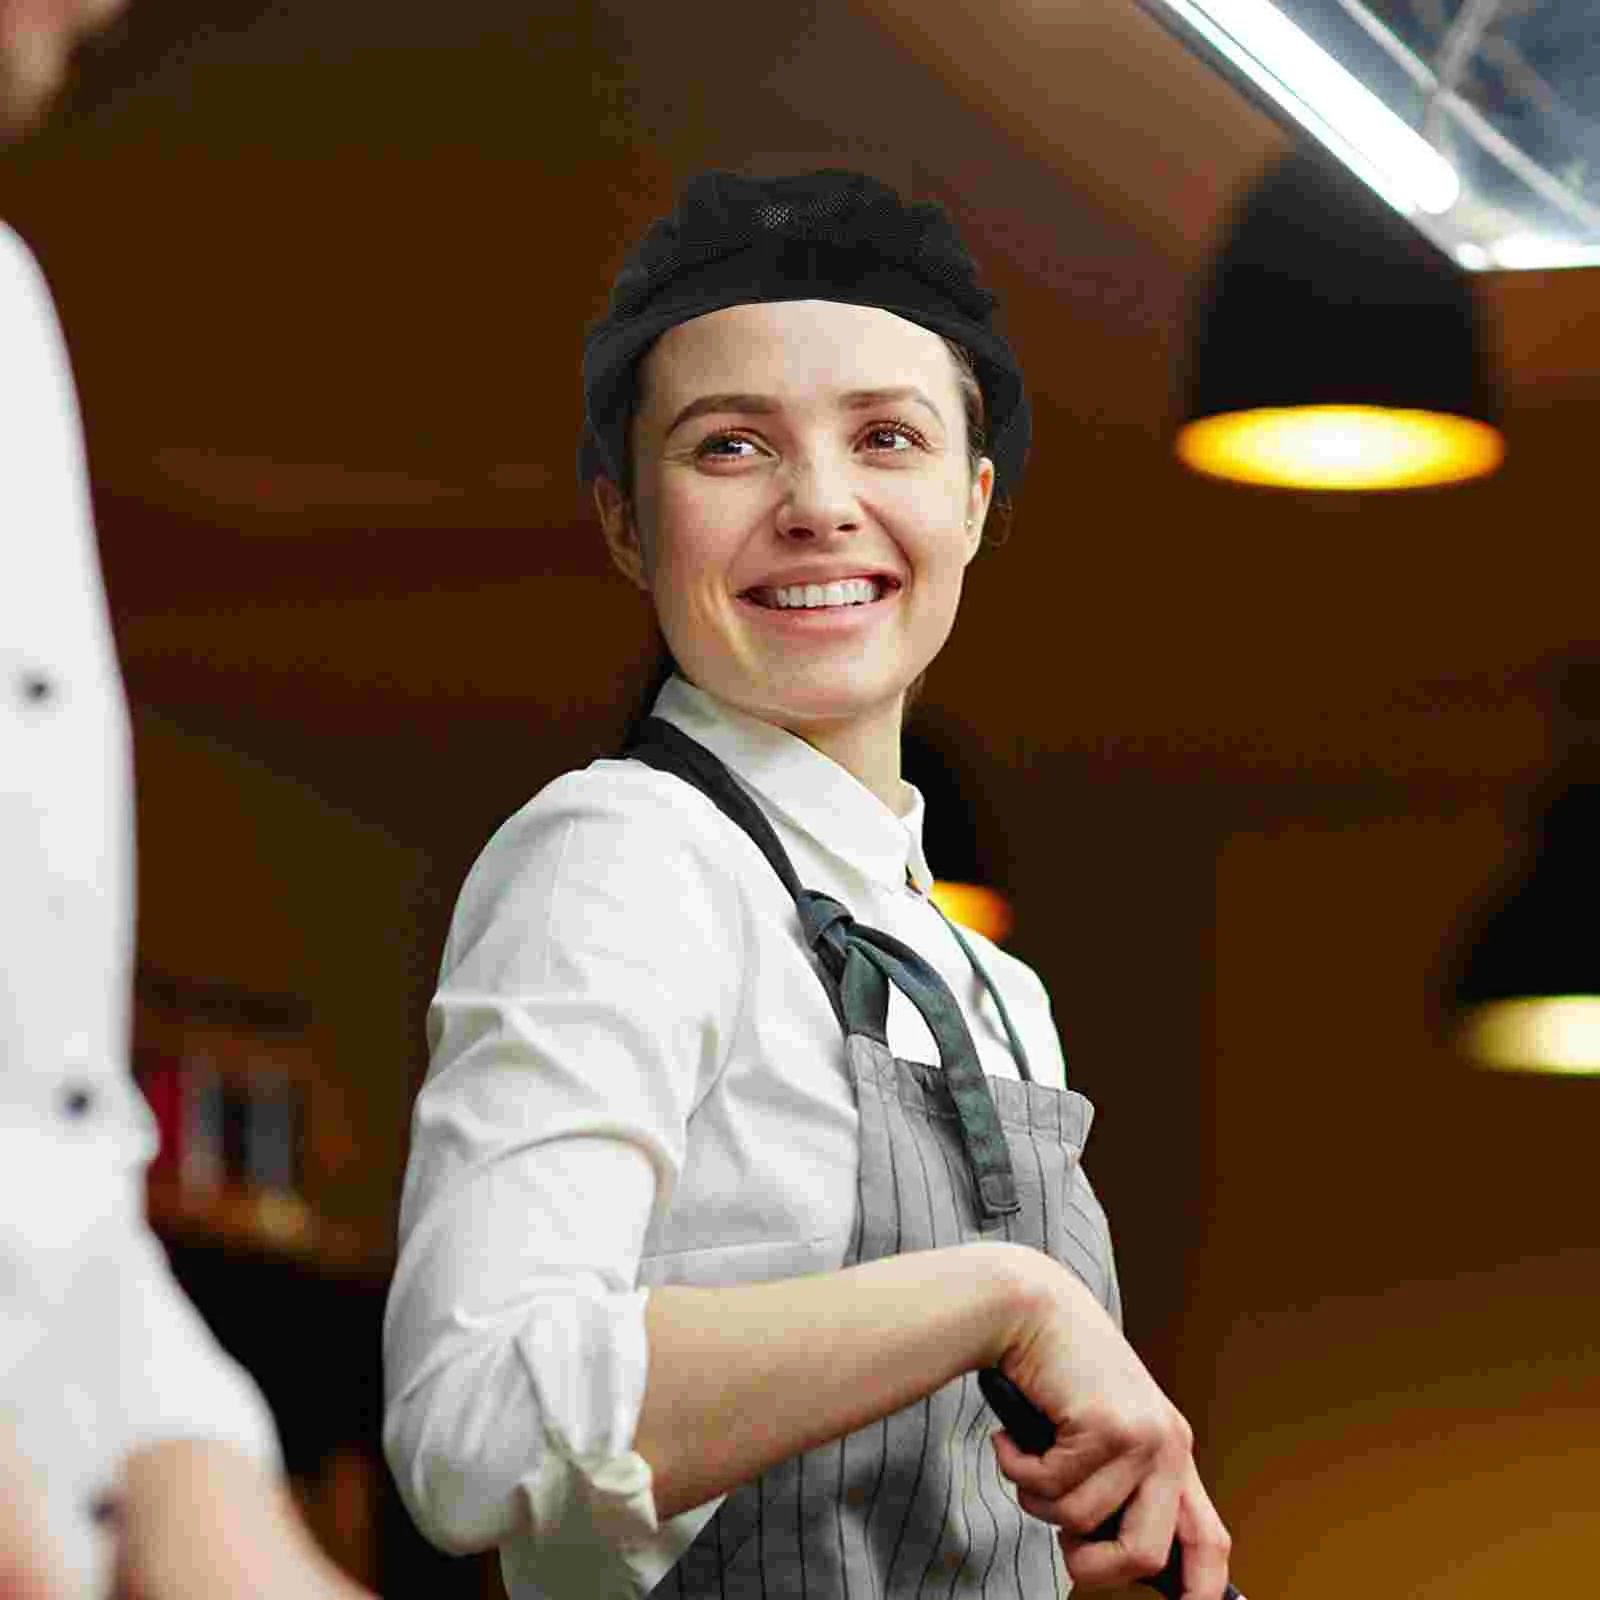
xmin=626 ymin=716 xmax=1021 ymax=1219
xmin=628 ymin=716 xmax=804 ymax=897
xmin=626 ymin=720 xmax=889 ymax=1038
xmin=928 ymin=900 xmax=1038 ymax=1085
xmin=794 ymin=889 xmax=891 ymax=1043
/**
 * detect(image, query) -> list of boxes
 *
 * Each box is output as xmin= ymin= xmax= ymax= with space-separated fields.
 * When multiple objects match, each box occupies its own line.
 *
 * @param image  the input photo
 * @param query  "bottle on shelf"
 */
xmin=132 ymin=970 xmax=379 ymax=1270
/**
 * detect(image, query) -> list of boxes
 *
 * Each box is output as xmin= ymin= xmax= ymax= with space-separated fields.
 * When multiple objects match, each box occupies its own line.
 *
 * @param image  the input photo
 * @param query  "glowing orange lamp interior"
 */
xmin=1456 ymin=996 xmax=1600 ymax=1076
xmin=1177 ymin=404 xmax=1504 ymax=491
xmin=929 ymin=881 xmax=1013 ymax=944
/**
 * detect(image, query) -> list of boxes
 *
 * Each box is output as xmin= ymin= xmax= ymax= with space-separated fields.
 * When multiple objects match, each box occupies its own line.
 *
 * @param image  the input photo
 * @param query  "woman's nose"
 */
xmin=774 ymin=455 xmax=861 ymax=540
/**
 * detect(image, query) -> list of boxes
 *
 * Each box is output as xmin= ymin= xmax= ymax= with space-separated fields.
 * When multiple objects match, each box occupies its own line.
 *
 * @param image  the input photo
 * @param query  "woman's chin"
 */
xmin=752 ymin=681 xmax=911 ymax=732
xmin=689 ymin=653 xmax=921 ymax=729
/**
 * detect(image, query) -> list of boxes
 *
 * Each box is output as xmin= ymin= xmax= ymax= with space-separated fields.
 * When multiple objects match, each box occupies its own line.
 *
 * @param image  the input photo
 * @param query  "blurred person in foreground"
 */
xmin=0 ymin=4 xmax=373 ymax=1596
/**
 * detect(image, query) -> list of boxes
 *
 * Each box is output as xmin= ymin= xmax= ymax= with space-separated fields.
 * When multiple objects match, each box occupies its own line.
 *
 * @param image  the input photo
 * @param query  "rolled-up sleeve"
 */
xmin=382 ymin=767 xmax=746 ymax=1571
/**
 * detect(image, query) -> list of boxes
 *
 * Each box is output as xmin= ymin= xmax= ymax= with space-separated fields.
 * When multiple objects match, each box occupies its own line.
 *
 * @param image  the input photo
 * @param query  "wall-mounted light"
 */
xmin=1445 ymin=665 xmax=1600 ymax=1076
xmin=1177 ymin=148 xmax=1505 ymax=492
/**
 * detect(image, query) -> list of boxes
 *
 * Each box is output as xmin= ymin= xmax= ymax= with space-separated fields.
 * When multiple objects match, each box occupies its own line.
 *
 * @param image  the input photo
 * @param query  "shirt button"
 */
xmin=941 ymin=1550 xmax=963 ymax=1571
xmin=844 ymin=1485 xmax=870 ymax=1508
xmin=60 ymin=1083 xmax=96 ymax=1119
xmin=88 ymin=1490 xmax=121 ymax=1529
xmin=18 ymin=671 xmax=55 ymax=705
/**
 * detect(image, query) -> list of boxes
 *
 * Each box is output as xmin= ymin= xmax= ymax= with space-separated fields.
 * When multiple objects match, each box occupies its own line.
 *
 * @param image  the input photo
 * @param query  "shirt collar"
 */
xmin=650 ymin=675 xmax=936 ymax=895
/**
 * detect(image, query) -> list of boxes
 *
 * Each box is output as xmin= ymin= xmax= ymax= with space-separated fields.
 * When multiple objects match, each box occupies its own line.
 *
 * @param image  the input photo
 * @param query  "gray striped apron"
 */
xmin=626 ymin=719 xmax=1121 ymax=1598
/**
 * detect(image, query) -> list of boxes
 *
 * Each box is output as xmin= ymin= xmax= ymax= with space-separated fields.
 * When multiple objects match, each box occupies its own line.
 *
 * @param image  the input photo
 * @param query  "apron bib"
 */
xmin=626 ymin=718 xmax=1120 ymax=1598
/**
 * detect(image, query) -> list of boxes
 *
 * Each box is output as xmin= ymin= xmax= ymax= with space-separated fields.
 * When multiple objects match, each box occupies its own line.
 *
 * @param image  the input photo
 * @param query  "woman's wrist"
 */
xmin=964 ymin=1240 xmax=1071 ymax=1371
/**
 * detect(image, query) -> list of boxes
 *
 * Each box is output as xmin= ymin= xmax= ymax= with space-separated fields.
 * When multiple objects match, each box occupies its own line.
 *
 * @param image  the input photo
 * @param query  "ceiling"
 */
xmin=4 ymin=0 xmax=1595 ymax=831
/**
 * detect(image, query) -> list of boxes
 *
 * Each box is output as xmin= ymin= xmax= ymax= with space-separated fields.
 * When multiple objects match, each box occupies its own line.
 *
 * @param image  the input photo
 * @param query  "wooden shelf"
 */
xmin=147 ymin=1174 xmax=392 ymax=1283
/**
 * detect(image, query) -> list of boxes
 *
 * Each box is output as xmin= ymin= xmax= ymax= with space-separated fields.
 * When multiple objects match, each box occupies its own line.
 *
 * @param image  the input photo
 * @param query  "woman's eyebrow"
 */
xmin=665 ymin=393 xmax=779 ymax=436
xmin=665 ymin=385 xmax=946 ymax=438
xmin=840 ymin=386 xmax=944 ymax=425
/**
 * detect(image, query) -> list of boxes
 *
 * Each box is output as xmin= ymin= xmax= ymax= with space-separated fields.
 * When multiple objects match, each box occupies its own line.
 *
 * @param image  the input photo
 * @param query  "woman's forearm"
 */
xmin=633 ymin=1240 xmax=1049 ymax=1521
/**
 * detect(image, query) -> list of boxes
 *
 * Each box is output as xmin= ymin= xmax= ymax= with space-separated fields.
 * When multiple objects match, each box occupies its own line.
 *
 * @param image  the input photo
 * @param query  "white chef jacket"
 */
xmin=0 ymin=220 xmax=281 ymax=1597
xmin=383 ymin=674 xmax=1070 ymax=1599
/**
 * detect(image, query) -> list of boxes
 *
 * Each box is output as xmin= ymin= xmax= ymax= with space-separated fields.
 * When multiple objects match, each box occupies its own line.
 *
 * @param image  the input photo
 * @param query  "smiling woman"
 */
xmin=381 ymin=171 xmax=1237 ymax=1600
xmin=607 ymin=319 xmax=995 ymax=752
xmin=594 ymin=297 xmax=991 ymax=810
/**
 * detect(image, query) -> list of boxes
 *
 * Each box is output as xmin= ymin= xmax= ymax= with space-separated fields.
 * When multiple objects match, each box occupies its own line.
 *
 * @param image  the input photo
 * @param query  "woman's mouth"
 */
xmin=740 ymin=576 xmax=898 ymax=611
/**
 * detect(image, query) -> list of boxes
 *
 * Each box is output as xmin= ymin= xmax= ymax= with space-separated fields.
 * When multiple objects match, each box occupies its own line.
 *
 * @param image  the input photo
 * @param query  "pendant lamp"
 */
xmin=1177 ymin=147 xmax=1505 ymax=492
xmin=901 ymin=729 xmax=1013 ymax=945
xmin=1445 ymin=664 xmax=1600 ymax=1076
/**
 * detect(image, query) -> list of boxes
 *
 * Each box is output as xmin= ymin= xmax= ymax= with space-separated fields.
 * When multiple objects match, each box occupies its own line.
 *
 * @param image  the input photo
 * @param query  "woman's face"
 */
xmin=599 ymin=299 xmax=993 ymax=749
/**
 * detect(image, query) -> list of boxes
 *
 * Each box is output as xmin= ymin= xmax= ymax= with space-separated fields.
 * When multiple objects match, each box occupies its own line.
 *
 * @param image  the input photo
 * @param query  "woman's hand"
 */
xmin=0 ymin=1421 xmax=72 ymax=1600
xmin=989 ymin=1263 xmax=1233 ymax=1598
xmin=116 ymin=1440 xmax=375 ymax=1600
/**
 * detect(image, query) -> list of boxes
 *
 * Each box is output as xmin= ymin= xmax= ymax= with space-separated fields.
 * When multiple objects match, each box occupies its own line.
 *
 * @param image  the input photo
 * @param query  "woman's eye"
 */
xmin=695 ymin=432 xmax=761 ymax=460
xmin=861 ymin=422 xmax=924 ymax=453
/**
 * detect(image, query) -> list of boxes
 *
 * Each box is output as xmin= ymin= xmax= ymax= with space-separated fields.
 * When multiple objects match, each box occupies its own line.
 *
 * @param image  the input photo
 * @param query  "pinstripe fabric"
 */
xmin=661 ymin=1037 xmax=1119 ymax=1598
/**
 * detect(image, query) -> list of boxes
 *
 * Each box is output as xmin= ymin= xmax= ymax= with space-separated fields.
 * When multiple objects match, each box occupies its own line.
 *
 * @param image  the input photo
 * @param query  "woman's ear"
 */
xmin=595 ymin=476 xmax=649 ymax=590
xmin=965 ymin=457 xmax=996 ymax=559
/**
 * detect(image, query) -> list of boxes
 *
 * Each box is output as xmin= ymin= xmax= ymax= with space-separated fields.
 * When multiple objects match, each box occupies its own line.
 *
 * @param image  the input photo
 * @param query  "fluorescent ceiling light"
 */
xmin=1150 ymin=0 xmax=1461 ymax=216
xmin=1489 ymin=235 xmax=1600 ymax=272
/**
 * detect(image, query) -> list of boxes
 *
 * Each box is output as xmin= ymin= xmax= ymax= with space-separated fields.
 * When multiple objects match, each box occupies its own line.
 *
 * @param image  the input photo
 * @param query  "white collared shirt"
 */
xmin=383 ymin=675 xmax=1069 ymax=1599
xmin=0 ymin=220 xmax=280 ymax=1595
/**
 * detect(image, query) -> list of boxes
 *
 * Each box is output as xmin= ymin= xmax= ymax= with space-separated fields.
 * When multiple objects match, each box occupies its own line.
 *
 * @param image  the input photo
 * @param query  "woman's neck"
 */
xmin=675 ymin=673 xmax=912 ymax=816
xmin=777 ymin=703 xmax=911 ymax=817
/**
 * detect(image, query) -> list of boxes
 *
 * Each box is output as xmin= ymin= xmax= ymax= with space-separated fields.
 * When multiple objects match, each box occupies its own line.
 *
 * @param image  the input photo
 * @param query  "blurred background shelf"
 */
xmin=146 ymin=1173 xmax=393 ymax=1282
xmin=132 ymin=964 xmax=475 ymax=1594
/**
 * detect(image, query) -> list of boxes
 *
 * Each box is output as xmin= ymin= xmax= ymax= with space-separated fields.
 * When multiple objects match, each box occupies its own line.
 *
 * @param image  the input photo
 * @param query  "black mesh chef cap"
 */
xmin=578 ymin=170 xmax=1031 ymax=496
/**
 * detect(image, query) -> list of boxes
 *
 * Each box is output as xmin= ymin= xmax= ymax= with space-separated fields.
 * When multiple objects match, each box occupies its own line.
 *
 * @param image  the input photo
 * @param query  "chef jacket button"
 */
xmin=844 ymin=1485 xmax=870 ymax=1508
xmin=18 ymin=672 xmax=54 ymax=705
xmin=61 ymin=1083 xmax=96 ymax=1119
xmin=88 ymin=1490 xmax=122 ymax=1528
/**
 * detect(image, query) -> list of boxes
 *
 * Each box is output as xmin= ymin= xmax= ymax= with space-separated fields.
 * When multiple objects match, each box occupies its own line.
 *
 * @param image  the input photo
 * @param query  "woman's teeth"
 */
xmin=751 ymin=578 xmax=883 ymax=610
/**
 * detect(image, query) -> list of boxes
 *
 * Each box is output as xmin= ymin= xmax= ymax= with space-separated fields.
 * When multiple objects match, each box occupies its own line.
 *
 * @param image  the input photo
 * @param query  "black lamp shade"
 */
xmin=1452 ymin=785 xmax=1600 ymax=1009
xmin=1185 ymin=148 xmax=1499 ymax=426
xmin=1447 ymin=781 xmax=1600 ymax=1073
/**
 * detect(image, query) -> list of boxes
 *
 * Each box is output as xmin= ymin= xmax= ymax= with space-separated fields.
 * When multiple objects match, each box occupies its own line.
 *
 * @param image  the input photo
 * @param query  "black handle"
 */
xmin=978 ymin=1368 xmax=1241 ymax=1600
